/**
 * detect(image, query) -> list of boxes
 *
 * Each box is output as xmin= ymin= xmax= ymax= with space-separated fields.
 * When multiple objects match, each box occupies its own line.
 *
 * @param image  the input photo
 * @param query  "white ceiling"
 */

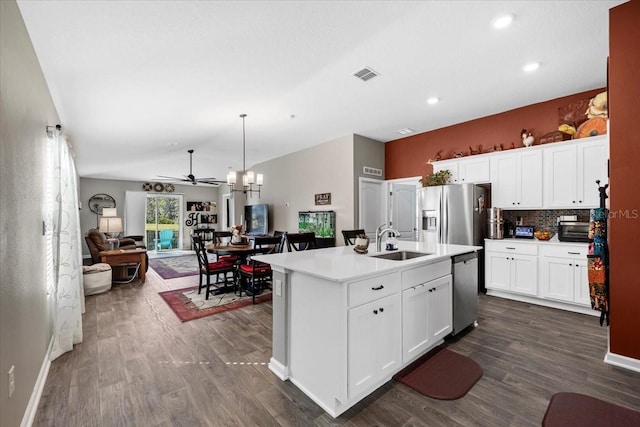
xmin=17 ymin=0 xmax=624 ymax=185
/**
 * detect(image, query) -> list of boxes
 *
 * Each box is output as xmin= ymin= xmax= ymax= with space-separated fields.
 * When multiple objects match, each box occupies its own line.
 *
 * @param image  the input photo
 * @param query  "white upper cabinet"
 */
xmin=490 ymin=148 xmax=543 ymax=209
xmin=432 ymin=155 xmax=490 ymax=184
xmin=543 ymin=135 xmax=609 ymax=208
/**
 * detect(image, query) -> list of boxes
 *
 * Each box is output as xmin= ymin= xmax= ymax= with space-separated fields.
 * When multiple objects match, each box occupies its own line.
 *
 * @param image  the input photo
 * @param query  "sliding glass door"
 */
xmin=146 ymin=194 xmax=182 ymax=251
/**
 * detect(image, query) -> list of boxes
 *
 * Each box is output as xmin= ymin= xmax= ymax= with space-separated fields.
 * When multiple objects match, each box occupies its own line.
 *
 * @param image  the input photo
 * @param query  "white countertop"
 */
xmin=252 ymin=241 xmax=481 ymax=282
xmin=485 ymin=236 xmax=589 ymax=246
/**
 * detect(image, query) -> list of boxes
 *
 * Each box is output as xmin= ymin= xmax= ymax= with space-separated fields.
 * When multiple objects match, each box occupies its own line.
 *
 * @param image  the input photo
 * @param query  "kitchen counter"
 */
xmin=252 ymin=240 xmax=482 ymax=281
xmin=485 ymin=236 xmax=589 ymax=246
xmin=253 ymin=241 xmax=481 ymax=418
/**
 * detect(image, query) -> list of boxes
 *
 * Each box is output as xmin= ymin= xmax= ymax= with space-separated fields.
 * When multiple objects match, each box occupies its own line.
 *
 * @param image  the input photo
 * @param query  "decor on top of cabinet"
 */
xmin=521 ymin=129 xmax=535 ymax=147
xmin=557 ymin=91 xmax=608 ymax=140
xmin=420 ymin=169 xmax=451 ymax=187
xmin=425 ymin=150 xmax=443 ymax=164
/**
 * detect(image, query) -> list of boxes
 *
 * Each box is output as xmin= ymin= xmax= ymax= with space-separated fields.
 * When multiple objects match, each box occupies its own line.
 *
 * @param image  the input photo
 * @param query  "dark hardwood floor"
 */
xmin=33 ymin=268 xmax=640 ymax=426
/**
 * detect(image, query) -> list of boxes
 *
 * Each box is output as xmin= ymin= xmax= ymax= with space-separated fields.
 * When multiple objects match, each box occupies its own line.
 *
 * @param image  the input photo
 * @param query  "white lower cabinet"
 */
xmin=348 ymin=293 xmax=402 ymax=398
xmin=485 ymin=241 xmax=538 ymax=296
xmin=540 ymin=244 xmax=590 ymax=306
xmin=402 ymin=274 xmax=452 ymax=363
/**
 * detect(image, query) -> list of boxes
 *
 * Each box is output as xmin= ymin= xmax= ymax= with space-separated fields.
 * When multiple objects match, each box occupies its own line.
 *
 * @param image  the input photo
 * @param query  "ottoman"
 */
xmin=82 ymin=263 xmax=112 ymax=295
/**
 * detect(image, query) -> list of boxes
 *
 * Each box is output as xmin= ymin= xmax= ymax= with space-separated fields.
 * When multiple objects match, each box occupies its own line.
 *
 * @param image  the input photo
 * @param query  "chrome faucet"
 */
xmin=376 ymin=223 xmax=400 ymax=252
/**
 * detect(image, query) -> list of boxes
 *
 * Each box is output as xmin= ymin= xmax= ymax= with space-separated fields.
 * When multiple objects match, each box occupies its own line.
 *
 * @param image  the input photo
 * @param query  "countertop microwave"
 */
xmin=558 ymin=221 xmax=590 ymax=242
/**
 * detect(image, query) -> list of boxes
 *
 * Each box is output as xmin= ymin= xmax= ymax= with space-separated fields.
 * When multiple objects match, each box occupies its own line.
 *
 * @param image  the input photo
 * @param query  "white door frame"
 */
xmin=386 ymin=176 xmax=421 ymax=241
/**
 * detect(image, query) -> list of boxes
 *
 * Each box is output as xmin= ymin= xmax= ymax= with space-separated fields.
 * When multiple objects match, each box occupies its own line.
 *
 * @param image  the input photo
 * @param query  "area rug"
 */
xmin=158 ymin=286 xmax=272 ymax=322
xmin=393 ymin=347 xmax=483 ymax=400
xmin=542 ymin=392 xmax=640 ymax=427
xmin=149 ymin=255 xmax=199 ymax=279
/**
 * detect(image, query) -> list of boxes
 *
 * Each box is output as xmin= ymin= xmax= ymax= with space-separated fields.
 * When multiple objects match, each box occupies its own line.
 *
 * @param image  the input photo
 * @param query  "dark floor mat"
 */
xmin=393 ymin=347 xmax=483 ymax=400
xmin=543 ymin=392 xmax=640 ymax=426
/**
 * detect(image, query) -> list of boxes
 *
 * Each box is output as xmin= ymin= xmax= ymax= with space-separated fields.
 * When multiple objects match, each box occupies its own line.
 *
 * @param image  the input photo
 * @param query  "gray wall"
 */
xmin=353 ymin=134 xmax=385 ymax=225
xmin=79 ymin=178 xmax=221 ymax=253
xmin=250 ymin=134 xmax=357 ymax=240
xmin=0 ymin=2 xmax=59 ymax=425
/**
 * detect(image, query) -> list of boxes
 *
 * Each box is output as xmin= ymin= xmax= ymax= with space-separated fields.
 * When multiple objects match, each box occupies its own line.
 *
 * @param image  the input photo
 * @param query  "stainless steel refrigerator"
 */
xmin=418 ymin=183 xmax=488 ymax=335
xmin=418 ymin=183 xmax=487 ymax=248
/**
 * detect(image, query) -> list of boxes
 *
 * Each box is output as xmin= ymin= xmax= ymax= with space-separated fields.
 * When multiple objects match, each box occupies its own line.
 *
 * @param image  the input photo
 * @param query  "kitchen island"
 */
xmin=252 ymin=241 xmax=481 ymax=418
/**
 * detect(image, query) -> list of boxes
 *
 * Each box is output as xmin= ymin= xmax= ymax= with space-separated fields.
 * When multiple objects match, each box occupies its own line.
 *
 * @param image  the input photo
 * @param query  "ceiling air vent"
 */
xmin=354 ymin=67 xmax=379 ymax=82
xmin=363 ymin=166 xmax=383 ymax=176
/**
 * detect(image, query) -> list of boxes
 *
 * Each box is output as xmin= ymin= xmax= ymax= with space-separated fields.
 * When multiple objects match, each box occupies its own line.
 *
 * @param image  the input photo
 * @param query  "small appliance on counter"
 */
xmin=514 ymin=225 xmax=535 ymax=239
xmin=558 ymin=221 xmax=590 ymax=242
xmin=487 ymin=207 xmax=504 ymax=239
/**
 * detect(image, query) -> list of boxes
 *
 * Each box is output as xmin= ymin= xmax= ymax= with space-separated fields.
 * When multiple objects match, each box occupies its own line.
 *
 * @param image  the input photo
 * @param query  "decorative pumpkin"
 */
xmin=575 ymin=117 xmax=607 ymax=139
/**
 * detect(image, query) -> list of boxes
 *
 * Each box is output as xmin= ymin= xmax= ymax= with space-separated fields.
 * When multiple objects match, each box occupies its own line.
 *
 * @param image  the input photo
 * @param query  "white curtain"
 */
xmin=48 ymin=129 xmax=84 ymax=361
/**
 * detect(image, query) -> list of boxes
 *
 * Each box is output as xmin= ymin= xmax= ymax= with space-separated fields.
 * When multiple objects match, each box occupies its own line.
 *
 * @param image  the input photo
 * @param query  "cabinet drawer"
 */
xmin=349 ymin=272 xmax=400 ymax=308
xmin=401 ymin=260 xmax=451 ymax=290
xmin=485 ymin=240 xmax=538 ymax=255
xmin=540 ymin=243 xmax=589 ymax=258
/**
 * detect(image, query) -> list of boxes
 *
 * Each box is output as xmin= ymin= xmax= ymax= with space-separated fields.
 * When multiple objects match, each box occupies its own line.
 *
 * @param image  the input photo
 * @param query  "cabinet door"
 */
xmin=574 ymin=260 xmax=590 ymax=306
xmin=402 ymin=284 xmax=430 ymax=362
xmin=518 ymin=149 xmax=543 ymax=208
xmin=486 ymin=252 xmax=511 ymax=291
xmin=490 ymin=154 xmax=518 ymax=208
xmin=577 ymin=138 xmax=608 ymax=207
xmin=543 ymin=145 xmax=577 ymax=208
xmin=511 ymin=254 xmax=538 ymax=296
xmin=428 ymin=275 xmax=453 ymax=342
xmin=348 ymin=293 xmax=401 ymax=398
xmin=540 ymin=256 xmax=574 ymax=302
xmin=433 ymin=160 xmax=459 ymax=183
xmin=459 ymin=157 xmax=490 ymax=183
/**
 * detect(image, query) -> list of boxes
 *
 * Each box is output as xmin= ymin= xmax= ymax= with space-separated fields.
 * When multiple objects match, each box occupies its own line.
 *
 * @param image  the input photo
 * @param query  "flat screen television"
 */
xmin=244 ymin=204 xmax=269 ymax=236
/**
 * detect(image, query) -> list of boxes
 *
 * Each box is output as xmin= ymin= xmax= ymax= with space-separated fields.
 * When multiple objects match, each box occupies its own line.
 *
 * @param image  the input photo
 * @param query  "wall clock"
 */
xmin=88 ymin=193 xmax=116 ymax=215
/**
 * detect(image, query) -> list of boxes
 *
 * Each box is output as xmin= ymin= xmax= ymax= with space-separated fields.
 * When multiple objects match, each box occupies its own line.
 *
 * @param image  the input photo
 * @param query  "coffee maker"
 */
xmin=503 ymin=219 xmax=514 ymax=238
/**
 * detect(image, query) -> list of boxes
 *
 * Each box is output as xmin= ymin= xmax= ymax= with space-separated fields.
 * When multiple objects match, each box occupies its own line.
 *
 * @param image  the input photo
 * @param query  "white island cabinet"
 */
xmin=252 ymin=241 xmax=480 ymax=418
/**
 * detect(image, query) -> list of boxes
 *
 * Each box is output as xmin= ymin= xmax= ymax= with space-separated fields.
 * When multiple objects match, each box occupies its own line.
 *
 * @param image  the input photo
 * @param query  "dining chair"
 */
xmin=212 ymin=231 xmax=239 ymax=264
xmin=285 ymin=232 xmax=317 ymax=252
xmin=238 ymin=235 xmax=285 ymax=304
xmin=342 ymin=229 xmax=366 ymax=246
xmin=192 ymin=236 xmax=236 ymax=299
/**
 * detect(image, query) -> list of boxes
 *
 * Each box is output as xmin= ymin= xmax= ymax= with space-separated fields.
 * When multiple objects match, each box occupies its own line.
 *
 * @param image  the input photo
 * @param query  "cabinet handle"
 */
xmin=573 ymin=201 xmax=576 ymax=203
xmin=568 ymin=252 xmax=580 ymax=255
xmin=579 ymin=200 xmax=582 ymax=203
xmin=506 ymin=247 xmax=516 ymax=250
xmin=371 ymin=285 xmax=384 ymax=291
xmin=569 ymin=263 xmax=573 ymax=266
xmin=373 ymin=309 xmax=378 ymax=315
xmin=379 ymin=307 xmax=384 ymax=312
xmin=511 ymin=258 xmax=515 ymax=261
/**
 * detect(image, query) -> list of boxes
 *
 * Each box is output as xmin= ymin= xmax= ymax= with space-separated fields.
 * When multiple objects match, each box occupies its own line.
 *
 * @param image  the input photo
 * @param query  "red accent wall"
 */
xmin=609 ymin=0 xmax=640 ymax=360
xmin=385 ymin=89 xmax=604 ymax=180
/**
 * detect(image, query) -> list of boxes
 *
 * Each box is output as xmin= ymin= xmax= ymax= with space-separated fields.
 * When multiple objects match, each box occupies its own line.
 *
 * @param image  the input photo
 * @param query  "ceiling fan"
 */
xmin=157 ymin=149 xmax=225 ymax=186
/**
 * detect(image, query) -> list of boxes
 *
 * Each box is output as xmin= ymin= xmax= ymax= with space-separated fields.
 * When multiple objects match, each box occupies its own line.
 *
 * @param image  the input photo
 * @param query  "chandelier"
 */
xmin=226 ymin=114 xmax=263 ymax=198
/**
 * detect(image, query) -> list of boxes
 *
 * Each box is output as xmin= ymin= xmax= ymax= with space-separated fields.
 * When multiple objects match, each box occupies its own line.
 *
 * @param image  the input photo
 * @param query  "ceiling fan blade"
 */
xmin=157 ymin=175 xmax=189 ymax=182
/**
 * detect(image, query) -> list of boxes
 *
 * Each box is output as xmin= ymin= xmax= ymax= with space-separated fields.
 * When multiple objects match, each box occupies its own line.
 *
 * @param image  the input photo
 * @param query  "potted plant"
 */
xmin=419 ymin=169 xmax=452 ymax=187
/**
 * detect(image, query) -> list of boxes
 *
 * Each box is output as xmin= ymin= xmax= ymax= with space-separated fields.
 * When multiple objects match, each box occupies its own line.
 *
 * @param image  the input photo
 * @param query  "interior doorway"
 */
xmin=388 ymin=178 xmax=420 ymax=241
xmin=146 ymin=194 xmax=183 ymax=251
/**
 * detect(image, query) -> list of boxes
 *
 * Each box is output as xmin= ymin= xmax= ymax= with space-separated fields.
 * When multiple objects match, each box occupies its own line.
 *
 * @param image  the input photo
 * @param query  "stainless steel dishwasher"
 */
xmin=452 ymin=252 xmax=479 ymax=335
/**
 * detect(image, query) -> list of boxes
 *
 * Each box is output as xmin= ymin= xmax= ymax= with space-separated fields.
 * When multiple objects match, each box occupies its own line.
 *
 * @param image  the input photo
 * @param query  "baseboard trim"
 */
xmin=21 ymin=336 xmax=53 ymax=427
xmin=604 ymin=351 xmax=640 ymax=373
xmin=485 ymin=290 xmax=598 ymax=316
xmin=268 ymin=357 xmax=289 ymax=381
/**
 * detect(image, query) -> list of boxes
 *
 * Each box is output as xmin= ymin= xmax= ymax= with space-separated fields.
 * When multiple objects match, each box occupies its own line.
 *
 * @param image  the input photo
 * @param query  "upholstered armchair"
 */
xmin=85 ymin=229 xmax=148 ymax=270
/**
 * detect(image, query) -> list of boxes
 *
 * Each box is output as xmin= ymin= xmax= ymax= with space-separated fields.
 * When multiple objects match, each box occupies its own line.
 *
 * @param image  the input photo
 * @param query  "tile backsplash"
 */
xmin=503 ymin=209 xmax=590 ymax=234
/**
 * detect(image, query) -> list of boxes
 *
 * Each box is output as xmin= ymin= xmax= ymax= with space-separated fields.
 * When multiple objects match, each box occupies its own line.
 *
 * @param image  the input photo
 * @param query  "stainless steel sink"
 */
xmin=370 ymin=250 xmax=432 ymax=261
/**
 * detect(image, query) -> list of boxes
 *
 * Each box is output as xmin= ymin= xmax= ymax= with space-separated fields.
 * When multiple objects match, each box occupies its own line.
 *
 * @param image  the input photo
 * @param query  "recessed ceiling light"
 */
xmin=427 ymin=97 xmax=439 ymax=105
xmin=523 ymin=62 xmax=540 ymax=72
xmin=493 ymin=14 xmax=514 ymax=29
xmin=396 ymin=128 xmax=415 ymax=135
